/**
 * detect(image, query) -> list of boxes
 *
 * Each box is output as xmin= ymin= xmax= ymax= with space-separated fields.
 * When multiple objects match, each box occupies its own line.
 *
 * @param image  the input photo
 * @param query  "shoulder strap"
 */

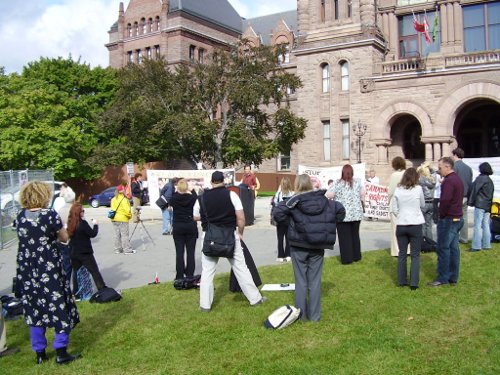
xmin=116 ymin=196 xmax=125 ymax=210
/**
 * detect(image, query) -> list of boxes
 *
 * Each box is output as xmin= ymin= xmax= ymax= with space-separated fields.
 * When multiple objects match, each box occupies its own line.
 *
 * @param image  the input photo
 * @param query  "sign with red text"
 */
xmin=364 ymin=182 xmax=390 ymax=220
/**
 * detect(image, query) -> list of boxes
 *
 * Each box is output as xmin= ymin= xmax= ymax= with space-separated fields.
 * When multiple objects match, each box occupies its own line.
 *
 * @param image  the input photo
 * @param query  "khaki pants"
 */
xmin=132 ymin=197 xmax=141 ymax=223
xmin=0 ymin=315 xmax=7 ymax=352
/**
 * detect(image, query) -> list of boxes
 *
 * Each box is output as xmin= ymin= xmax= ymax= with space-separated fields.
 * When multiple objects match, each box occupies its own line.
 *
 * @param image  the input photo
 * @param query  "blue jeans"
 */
xmin=472 ymin=208 xmax=491 ymax=250
xmin=162 ymin=208 xmax=172 ymax=234
xmin=436 ymin=217 xmax=464 ymax=283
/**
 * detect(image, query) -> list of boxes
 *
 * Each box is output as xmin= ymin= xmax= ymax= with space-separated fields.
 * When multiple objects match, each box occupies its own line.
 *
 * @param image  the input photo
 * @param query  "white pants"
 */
xmin=199 ymin=231 xmax=262 ymax=309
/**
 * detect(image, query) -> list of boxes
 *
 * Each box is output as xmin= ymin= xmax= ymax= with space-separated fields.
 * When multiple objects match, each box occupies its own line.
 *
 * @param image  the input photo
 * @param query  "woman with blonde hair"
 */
xmin=15 ymin=181 xmax=80 ymax=364
xmin=273 ymin=174 xmax=345 ymax=322
xmin=110 ymin=184 xmax=135 ymax=254
xmin=169 ymin=178 xmax=198 ymax=280
xmin=272 ymin=177 xmax=294 ymax=262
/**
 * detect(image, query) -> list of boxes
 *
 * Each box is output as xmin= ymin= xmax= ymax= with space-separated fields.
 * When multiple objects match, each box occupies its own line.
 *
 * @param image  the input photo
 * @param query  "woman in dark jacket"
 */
xmin=468 ymin=162 xmax=494 ymax=252
xmin=67 ymin=203 xmax=106 ymax=294
xmin=169 ymin=179 xmax=198 ymax=280
xmin=273 ymin=174 xmax=345 ymax=322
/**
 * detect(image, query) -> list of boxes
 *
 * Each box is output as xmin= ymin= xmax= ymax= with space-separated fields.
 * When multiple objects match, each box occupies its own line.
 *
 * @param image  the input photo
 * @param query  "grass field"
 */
xmin=3 ymin=243 xmax=499 ymax=375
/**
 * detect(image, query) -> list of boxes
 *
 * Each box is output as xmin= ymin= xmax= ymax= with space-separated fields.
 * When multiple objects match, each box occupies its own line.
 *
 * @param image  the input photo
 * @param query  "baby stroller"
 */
xmin=491 ymin=199 xmax=500 ymax=243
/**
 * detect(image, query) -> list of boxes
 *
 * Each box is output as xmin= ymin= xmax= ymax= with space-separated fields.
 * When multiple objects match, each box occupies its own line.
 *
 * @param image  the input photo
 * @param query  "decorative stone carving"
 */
xmin=360 ymin=79 xmax=374 ymax=93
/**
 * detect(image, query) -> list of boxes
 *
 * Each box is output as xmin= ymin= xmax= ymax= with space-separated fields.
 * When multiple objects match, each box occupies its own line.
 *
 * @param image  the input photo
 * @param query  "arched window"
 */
xmin=347 ymin=0 xmax=352 ymax=18
xmin=134 ymin=22 xmax=139 ymax=36
xmin=155 ymin=16 xmax=160 ymax=31
xmin=321 ymin=0 xmax=326 ymax=23
xmin=127 ymin=23 xmax=132 ymax=37
xmin=340 ymin=61 xmax=349 ymax=91
xmin=141 ymin=18 xmax=146 ymax=34
xmin=277 ymin=43 xmax=290 ymax=65
xmin=321 ymin=63 xmax=330 ymax=93
xmin=148 ymin=18 xmax=153 ymax=32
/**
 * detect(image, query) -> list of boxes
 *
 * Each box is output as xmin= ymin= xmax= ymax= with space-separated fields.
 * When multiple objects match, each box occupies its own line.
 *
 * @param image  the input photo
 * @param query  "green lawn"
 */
xmin=3 ymin=244 xmax=500 ymax=375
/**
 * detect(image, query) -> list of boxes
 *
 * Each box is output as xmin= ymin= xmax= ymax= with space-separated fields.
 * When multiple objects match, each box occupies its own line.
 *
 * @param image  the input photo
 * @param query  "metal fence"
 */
xmin=0 ymin=170 xmax=55 ymax=249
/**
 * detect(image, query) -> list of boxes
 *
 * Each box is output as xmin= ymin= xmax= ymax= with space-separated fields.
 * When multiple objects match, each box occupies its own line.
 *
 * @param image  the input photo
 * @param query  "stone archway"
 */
xmin=389 ymin=114 xmax=425 ymax=163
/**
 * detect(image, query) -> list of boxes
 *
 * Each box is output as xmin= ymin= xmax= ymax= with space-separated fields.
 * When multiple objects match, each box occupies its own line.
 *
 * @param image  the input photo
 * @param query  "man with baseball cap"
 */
xmin=193 ymin=171 xmax=266 ymax=311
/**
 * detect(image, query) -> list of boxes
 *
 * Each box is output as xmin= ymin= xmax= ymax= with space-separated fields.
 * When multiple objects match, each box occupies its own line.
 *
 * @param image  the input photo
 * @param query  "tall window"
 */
xmin=277 ymin=43 xmax=290 ymax=64
xmin=321 ymin=63 xmax=330 ymax=93
xmin=127 ymin=23 xmax=132 ymax=37
xmin=340 ymin=61 xmax=349 ymax=91
xmin=399 ymin=11 xmax=440 ymax=58
xmin=347 ymin=0 xmax=352 ymax=18
xmin=321 ymin=0 xmax=326 ymax=23
xmin=155 ymin=45 xmax=160 ymax=58
xmin=134 ymin=22 xmax=139 ymax=36
xmin=127 ymin=51 xmax=133 ymax=63
xmin=155 ymin=16 xmax=160 ymax=31
xmin=279 ymin=150 xmax=291 ymax=171
xmin=342 ymin=120 xmax=350 ymax=159
xmin=464 ymin=2 xmax=500 ymax=52
xmin=148 ymin=18 xmax=153 ymax=32
xmin=137 ymin=49 xmax=143 ymax=64
xmin=198 ymin=48 xmax=204 ymax=63
xmin=189 ymin=45 xmax=196 ymax=61
xmin=146 ymin=47 xmax=152 ymax=59
xmin=141 ymin=18 xmax=146 ymax=34
xmin=323 ymin=121 xmax=331 ymax=161
xmin=334 ymin=0 xmax=339 ymax=20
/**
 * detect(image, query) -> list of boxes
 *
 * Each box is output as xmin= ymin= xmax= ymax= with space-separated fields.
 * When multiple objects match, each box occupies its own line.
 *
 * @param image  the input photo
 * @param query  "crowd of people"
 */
xmin=1 ymin=149 xmax=496 ymax=364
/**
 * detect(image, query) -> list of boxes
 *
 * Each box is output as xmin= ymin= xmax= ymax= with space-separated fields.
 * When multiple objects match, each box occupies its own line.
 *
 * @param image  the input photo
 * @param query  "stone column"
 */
xmin=442 ymin=142 xmax=451 ymax=157
xmin=454 ymin=1 xmax=463 ymax=46
xmin=377 ymin=144 xmax=388 ymax=164
xmin=447 ymin=3 xmax=454 ymax=44
xmin=425 ymin=143 xmax=433 ymax=162
xmin=389 ymin=12 xmax=398 ymax=57
xmin=433 ymin=143 xmax=441 ymax=161
xmin=441 ymin=4 xmax=448 ymax=44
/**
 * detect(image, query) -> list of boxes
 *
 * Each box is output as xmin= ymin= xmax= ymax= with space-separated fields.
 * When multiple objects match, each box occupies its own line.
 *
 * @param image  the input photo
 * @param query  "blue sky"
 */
xmin=0 ymin=0 xmax=296 ymax=74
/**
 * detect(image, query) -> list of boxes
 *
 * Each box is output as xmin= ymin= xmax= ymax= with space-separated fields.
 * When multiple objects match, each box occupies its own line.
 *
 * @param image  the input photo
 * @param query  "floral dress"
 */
xmin=331 ymin=179 xmax=364 ymax=222
xmin=16 ymin=209 xmax=79 ymax=334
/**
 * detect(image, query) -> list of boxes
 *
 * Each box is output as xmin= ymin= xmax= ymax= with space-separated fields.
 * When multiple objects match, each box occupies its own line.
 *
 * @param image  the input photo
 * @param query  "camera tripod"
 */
xmin=130 ymin=208 xmax=156 ymax=250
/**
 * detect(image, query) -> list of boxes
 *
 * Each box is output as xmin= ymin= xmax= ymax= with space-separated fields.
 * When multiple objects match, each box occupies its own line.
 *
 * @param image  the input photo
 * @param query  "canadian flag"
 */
xmin=413 ymin=13 xmax=431 ymax=45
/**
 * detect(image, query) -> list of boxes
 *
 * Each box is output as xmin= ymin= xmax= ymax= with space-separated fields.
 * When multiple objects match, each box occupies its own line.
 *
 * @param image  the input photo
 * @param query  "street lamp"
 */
xmin=351 ymin=120 xmax=367 ymax=164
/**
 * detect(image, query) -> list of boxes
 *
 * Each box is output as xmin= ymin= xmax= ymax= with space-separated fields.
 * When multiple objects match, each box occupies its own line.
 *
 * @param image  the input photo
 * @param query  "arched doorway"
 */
xmin=390 ymin=114 xmax=425 ymax=163
xmin=454 ymin=99 xmax=500 ymax=157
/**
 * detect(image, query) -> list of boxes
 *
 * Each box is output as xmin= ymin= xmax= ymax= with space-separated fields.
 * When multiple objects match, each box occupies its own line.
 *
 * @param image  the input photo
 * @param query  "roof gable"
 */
xmin=242 ymin=10 xmax=297 ymax=45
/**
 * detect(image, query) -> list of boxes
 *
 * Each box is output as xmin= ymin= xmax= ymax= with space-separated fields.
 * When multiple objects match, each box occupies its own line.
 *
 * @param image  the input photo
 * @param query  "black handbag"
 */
xmin=155 ymin=195 xmax=168 ymax=210
xmin=200 ymin=195 xmax=235 ymax=258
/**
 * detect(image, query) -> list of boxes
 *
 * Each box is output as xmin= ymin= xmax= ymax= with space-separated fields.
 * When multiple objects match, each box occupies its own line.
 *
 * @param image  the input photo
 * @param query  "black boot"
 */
xmin=55 ymin=347 xmax=81 ymax=365
xmin=36 ymin=350 xmax=48 ymax=365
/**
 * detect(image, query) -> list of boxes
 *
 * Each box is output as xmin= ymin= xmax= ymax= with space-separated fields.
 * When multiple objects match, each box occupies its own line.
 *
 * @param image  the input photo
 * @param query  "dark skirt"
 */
xmin=229 ymin=240 xmax=261 ymax=292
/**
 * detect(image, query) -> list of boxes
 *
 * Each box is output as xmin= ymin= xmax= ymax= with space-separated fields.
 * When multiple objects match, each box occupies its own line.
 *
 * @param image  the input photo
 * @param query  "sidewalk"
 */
xmin=0 ymin=197 xmax=395 ymax=295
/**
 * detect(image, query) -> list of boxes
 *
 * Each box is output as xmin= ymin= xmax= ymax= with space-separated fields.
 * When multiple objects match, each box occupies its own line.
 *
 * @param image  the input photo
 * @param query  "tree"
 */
xmin=0 ymin=57 xmax=118 ymax=179
xmin=99 ymin=41 xmax=307 ymax=168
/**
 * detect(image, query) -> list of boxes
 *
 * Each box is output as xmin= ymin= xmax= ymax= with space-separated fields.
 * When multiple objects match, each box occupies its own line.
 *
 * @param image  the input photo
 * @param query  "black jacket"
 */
xmin=170 ymin=191 xmax=198 ymax=235
xmin=468 ymin=174 xmax=494 ymax=211
xmin=70 ymin=220 xmax=98 ymax=255
xmin=273 ymin=189 xmax=346 ymax=250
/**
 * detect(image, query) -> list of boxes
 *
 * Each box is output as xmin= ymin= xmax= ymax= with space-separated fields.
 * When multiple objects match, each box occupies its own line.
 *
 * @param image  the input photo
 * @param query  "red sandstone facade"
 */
xmin=107 ymin=0 xmax=500 ymax=184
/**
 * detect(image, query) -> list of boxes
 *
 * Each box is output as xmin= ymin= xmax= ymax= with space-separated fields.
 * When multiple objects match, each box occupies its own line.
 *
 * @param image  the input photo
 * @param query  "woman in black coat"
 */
xmin=169 ymin=179 xmax=198 ymax=280
xmin=67 ymin=203 xmax=106 ymax=295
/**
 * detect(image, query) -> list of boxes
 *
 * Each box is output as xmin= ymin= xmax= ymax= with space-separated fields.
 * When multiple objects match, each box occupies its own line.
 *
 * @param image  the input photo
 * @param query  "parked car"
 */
xmin=88 ymin=186 xmax=149 ymax=208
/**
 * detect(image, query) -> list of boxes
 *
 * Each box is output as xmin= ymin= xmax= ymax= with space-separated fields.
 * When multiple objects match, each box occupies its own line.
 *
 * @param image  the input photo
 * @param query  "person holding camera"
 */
xmin=67 ymin=203 xmax=107 ymax=295
xmin=111 ymin=185 xmax=135 ymax=255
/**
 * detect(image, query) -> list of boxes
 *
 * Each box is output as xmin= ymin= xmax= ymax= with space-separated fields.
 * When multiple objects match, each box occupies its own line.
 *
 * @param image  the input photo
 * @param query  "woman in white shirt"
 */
xmin=390 ymin=168 xmax=425 ymax=290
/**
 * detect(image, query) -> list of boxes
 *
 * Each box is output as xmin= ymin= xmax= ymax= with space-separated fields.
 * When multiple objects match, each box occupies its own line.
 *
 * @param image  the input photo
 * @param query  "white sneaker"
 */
xmin=114 ymin=250 xmax=123 ymax=254
xmin=276 ymin=258 xmax=284 ymax=263
xmin=286 ymin=257 xmax=292 ymax=262
xmin=123 ymin=250 xmax=136 ymax=255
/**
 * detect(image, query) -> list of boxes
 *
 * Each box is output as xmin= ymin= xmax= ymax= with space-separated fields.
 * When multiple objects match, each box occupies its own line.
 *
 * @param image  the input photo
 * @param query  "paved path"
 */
xmin=1 ymin=197 xmax=401 ymax=295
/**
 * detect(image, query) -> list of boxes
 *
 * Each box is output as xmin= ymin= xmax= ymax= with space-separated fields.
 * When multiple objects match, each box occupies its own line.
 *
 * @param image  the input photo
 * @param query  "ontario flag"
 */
xmin=413 ymin=12 xmax=431 ymax=45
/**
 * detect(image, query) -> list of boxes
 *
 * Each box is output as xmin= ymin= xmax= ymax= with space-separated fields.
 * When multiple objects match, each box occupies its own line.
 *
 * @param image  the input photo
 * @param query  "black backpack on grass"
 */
xmin=89 ymin=287 xmax=122 ymax=303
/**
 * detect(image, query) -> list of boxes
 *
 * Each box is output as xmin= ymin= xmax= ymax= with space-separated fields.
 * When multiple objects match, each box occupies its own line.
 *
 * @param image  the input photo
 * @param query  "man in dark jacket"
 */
xmin=452 ymin=148 xmax=473 ymax=243
xmin=468 ymin=162 xmax=494 ymax=252
xmin=273 ymin=174 xmax=345 ymax=321
xmin=131 ymin=173 xmax=144 ymax=223
xmin=428 ymin=157 xmax=464 ymax=287
xmin=159 ymin=177 xmax=178 ymax=235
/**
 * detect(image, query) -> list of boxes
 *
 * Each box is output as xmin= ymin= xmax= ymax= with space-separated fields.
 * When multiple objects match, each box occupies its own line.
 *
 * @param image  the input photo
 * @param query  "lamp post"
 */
xmin=351 ymin=120 xmax=367 ymax=164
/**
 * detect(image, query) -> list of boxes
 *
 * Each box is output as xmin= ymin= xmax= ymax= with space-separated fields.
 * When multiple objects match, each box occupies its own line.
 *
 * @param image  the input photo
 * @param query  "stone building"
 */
xmin=107 ymin=0 xmax=500 ymax=183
